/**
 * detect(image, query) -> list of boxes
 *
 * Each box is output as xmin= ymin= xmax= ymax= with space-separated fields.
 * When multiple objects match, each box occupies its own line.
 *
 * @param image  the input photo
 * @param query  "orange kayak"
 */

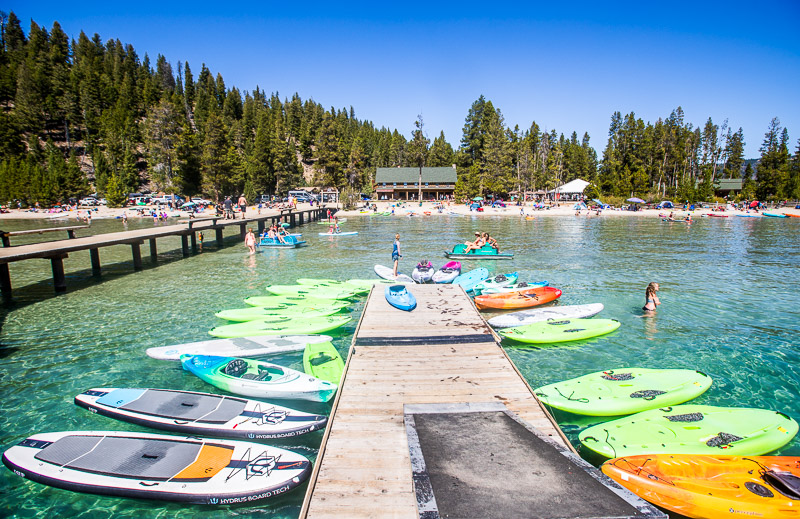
xmin=474 ymin=286 xmax=561 ymax=310
xmin=602 ymin=454 xmax=800 ymax=519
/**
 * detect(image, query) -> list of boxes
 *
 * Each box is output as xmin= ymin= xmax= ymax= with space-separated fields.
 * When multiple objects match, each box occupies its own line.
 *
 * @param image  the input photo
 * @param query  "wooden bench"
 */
xmin=0 ymin=225 xmax=89 ymax=247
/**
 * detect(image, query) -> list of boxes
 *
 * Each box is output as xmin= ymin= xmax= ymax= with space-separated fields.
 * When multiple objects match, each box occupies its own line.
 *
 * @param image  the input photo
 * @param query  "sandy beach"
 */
xmin=1 ymin=200 xmax=798 ymax=222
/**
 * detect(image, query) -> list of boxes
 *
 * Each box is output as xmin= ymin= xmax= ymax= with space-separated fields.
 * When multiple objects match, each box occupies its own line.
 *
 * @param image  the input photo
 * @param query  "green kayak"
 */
xmin=264 ymin=284 xmax=356 ymax=299
xmin=244 ymin=296 xmax=350 ymax=309
xmin=209 ymin=315 xmax=353 ymax=338
xmin=303 ymin=341 xmax=345 ymax=385
xmin=215 ymin=305 xmax=347 ymax=322
xmin=534 ymin=368 xmax=713 ymax=416
xmin=579 ymin=404 xmax=798 ymax=458
xmin=499 ymin=318 xmax=621 ymax=343
xmin=295 ymin=279 xmax=370 ymax=294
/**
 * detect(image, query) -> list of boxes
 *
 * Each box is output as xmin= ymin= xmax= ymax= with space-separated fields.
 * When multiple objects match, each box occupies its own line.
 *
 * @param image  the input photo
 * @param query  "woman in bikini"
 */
xmin=464 ymin=232 xmax=484 ymax=253
xmin=643 ymin=282 xmax=661 ymax=312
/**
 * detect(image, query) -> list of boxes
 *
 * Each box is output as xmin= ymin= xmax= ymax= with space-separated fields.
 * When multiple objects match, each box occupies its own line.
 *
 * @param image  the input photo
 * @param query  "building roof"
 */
xmin=715 ymin=178 xmax=743 ymax=191
xmin=375 ymin=167 xmax=457 ymax=184
xmin=548 ymin=178 xmax=589 ymax=194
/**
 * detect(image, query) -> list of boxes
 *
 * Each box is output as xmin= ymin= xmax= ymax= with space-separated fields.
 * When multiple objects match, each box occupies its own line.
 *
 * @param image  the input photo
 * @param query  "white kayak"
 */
xmin=487 ymin=303 xmax=605 ymax=329
xmin=431 ymin=261 xmax=461 ymax=284
xmin=2 ymin=430 xmax=311 ymax=504
xmin=146 ymin=335 xmax=333 ymax=361
xmin=374 ymin=264 xmax=414 ymax=283
xmin=411 ymin=264 xmax=435 ymax=283
xmin=75 ymin=388 xmax=328 ymax=439
xmin=318 ymin=231 xmax=358 ymax=236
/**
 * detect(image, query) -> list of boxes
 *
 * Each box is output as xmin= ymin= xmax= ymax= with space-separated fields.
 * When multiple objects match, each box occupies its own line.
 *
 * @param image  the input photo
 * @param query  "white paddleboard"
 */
xmin=373 ymin=264 xmax=414 ymax=283
xmin=2 ymin=430 xmax=310 ymax=504
xmin=75 ymin=388 xmax=327 ymax=439
xmin=146 ymin=335 xmax=332 ymax=361
xmin=487 ymin=303 xmax=605 ymax=329
xmin=318 ymin=231 xmax=358 ymax=236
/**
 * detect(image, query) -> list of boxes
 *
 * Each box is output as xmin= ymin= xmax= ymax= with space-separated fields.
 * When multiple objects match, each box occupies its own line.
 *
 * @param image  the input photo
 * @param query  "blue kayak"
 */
xmin=452 ymin=268 xmax=490 ymax=292
xmin=385 ymin=285 xmax=416 ymax=311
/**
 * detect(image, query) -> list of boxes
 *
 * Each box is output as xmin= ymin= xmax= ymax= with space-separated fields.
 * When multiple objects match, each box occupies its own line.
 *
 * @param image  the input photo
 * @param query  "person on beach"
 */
xmin=643 ymin=282 xmax=661 ymax=312
xmin=245 ymin=228 xmax=256 ymax=254
xmin=238 ymin=194 xmax=247 ymax=219
xmin=392 ymin=233 xmax=402 ymax=276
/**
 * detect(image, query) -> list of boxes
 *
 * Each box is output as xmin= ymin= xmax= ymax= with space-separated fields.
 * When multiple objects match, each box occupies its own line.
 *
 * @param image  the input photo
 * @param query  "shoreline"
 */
xmin=1 ymin=200 xmax=798 ymax=222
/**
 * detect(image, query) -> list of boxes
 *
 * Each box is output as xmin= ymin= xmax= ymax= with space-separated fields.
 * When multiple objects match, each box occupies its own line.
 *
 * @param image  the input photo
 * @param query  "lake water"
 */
xmin=1 ymin=212 xmax=798 ymax=518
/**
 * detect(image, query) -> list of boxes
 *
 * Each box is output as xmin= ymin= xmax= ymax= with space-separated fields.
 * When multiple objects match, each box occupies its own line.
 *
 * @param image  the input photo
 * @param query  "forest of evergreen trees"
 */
xmin=0 ymin=12 xmax=798 ymax=207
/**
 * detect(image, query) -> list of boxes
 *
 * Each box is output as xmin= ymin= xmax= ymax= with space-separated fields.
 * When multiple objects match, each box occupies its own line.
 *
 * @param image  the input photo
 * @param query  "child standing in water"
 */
xmin=643 ymin=282 xmax=660 ymax=312
xmin=392 ymin=233 xmax=402 ymax=276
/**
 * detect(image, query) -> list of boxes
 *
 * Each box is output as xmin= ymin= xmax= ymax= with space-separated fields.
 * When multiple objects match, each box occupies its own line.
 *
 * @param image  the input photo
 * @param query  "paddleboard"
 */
xmin=181 ymin=355 xmax=338 ymax=402
xmin=317 ymin=218 xmax=347 ymax=224
xmin=373 ymin=264 xmax=414 ymax=283
xmin=763 ymin=212 xmax=788 ymax=218
xmin=214 ymin=305 xmax=346 ymax=322
xmin=146 ymin=335 xmax=332 ymax=361
xmin=318 ymin=231 xmax=358 ymax=236
xmin=499 ymin=318 xmax=620 ymax=344
xmin=75 ymin=388 xmax=328 ymax=439
xmin=452 ymin=267 xmax=490 ymax=292
xmin=291 ymin=279 xmax=370 ymax=294
xmin=736 ymin=214 xmax=762 ymax=217
xmin=602 ymin=454 xmax=800 ymax=519
xmin=243 ymin=295 xmax=348 ymax=308
xmin=533 ymin=368 xmax=712 ymax=416
xmin=303 ymin=342 xmax=345 ymax=385
xmin=385 ymin=284 xmax=417 ymax=311
xmin=2 ymin=430 xmax=311 ymax=504
xmin=344 ymin=278 xmax=396 ymax=289
xmin=208 ymin=315 xmax=352 ymax=339
xmin=580 ymin=404 xmax=799 ymax=458
xmin=264 ymin=285 xmax=356 ymax=299
xmin=488 ymin=303 xmax=604 ymax=328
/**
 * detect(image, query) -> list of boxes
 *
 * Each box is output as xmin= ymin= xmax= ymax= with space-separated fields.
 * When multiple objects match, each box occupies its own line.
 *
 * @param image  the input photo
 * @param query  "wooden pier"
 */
xmin=0 ymin=207 xmax=326 ymax=300
xmin=300 ymin=284 xmax=572 ymax=518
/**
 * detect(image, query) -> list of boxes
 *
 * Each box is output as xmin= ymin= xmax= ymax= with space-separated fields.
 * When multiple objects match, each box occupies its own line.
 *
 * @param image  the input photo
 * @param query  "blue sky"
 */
xmin=11 ymin=1 xmax=800 ymax=158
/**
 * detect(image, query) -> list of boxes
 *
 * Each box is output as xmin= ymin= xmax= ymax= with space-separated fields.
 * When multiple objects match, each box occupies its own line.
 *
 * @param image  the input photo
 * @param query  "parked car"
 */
xmin=79 ymin=196 xmax=98 ymax=206
xmin=191 ymin=197 xmax=212 ymax=205
xmin=152 ymin=195 xmax=184 ymax=205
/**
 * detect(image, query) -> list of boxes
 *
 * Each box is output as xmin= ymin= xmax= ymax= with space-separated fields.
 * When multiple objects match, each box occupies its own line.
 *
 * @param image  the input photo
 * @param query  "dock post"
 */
xmin=149 ymin=239 xmax=158 ymax=262
xmin=90 ymin=248 xmax=101 ymax=276
xmin=290 ymin=213 xmax=296 ymax=227
xmin=131 ymin=242 xmax=142 ymax=271
xmin=181 ymin=235 xmax=189 ymax=256
xmin=239 ymin=223 xmax=247 ymax=238
xmin=190 ymin=232 xmax=197 ymax=252
xmin=216 ymin=228 xmax=224 ymax=247
xmin=0 ymin=263 xmax=11 ymax=301
xmin=257 ymin=220 xmax=265 ymax=234
xmin=299 ymin=212 xmax=305 ymax=225
xmin=0 ymin=231 xmax=8 ymax=247
xmin=50 ymin=255 xmax=67 ymax=293
xmin=67 ymin=229 xmax=77 ymax=239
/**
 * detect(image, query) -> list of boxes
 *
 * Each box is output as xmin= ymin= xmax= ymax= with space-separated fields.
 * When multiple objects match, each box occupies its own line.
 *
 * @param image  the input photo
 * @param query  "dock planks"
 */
xmin=301 ymin=284 xmax=570 ymax=518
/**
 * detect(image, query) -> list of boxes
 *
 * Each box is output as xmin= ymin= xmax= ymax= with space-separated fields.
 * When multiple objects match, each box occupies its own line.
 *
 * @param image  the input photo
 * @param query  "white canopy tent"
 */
xmin=550 ymin=179 xmax=589 ymax=194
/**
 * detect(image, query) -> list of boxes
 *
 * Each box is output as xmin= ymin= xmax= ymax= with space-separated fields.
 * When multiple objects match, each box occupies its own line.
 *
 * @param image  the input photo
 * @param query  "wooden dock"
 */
xmin=300 ymin=284 xmax=571 ymax=518
xmin=0 ymin=207 xmax=326 ymax=299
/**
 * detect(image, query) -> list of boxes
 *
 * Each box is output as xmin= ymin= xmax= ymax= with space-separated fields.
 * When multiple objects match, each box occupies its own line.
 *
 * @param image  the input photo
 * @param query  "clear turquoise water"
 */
xmin=1 ymin=212 xmax=798 ymax=518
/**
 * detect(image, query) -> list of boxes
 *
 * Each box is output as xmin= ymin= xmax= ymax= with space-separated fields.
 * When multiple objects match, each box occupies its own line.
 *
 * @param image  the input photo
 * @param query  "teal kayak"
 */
xmin=579 ymin=404 xmax=799 ymax=458
xmin=472 ymin=272 xmax=519 ymax=295
xmin=452 ymin=268 xmax=490 ymax=292
xmin=215 ymin=305 xmax=347 ymax=322
xmin=533 ymin=368 xmax=713 ymax=416
xmin=499 ymin=318 xmax=621 ymax=344
xmin=181 ymin=355 xmax=337 ymax=402
xmin=209 ymin=315 xmax=353 ymax=338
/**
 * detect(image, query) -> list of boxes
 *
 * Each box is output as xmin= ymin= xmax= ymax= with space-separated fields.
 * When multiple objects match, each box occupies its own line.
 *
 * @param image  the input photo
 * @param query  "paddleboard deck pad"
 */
xmin=2 ymin=430 xmax=311 ymax=504
xmin=146 ymin=335 xmax=332 ymax=361
xmin=75 ymin=388 xmax=328 ymax=439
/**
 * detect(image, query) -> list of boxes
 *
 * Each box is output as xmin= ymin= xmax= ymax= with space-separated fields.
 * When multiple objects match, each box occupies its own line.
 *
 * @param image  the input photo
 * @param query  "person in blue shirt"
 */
xmin=392 ymin=233 xmax=402 ymax=276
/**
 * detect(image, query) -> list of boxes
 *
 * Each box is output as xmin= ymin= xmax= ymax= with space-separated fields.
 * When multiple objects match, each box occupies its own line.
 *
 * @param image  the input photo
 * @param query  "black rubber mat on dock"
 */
xmin=404 ymin=403 xmax=666 ymax=519
xmin=355 ymin=334 xmax=493 ymax=346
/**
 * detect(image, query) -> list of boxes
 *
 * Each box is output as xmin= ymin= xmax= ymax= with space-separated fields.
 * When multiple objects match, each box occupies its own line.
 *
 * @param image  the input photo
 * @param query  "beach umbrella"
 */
xmin=473 ymin=196 xmax=484 ymax=201
xmin=280 ymin=222 xmax=291 ymax=228
xmin=626 ymin=197 xmax=645 ymax=203
xmin=749 ymin=200 xmax=759 ymax=208
xmin=592 ymin=198 xmax=604 ymax=205
xmin=180 ymin=202 xmax=196 ymax=209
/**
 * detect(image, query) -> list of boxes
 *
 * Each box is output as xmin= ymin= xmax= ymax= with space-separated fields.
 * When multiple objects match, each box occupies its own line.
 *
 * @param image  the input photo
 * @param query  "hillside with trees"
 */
xmin=0 ymin=12 xmax=797 ymax=207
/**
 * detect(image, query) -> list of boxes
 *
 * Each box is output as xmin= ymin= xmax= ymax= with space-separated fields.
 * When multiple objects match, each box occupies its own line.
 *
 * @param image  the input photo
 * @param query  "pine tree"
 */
xmin=406 ymin=115 xmax=429 ymax=201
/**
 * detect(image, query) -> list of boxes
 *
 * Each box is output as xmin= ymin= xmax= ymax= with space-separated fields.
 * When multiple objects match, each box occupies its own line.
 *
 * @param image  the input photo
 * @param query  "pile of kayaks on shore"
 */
xmin=2 ymin=277 xmax=389 ymax=505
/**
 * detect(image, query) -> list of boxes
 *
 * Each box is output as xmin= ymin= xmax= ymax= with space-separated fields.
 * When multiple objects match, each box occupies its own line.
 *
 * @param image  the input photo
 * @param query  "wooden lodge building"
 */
xmin=374 ymin=166 xmax=457 ymax=200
